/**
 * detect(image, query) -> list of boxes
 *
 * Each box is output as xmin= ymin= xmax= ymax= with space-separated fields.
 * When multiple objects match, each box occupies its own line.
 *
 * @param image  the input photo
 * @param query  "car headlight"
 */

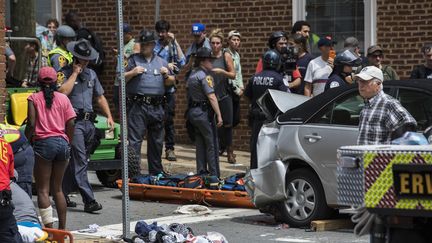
xmin=105 ymin=130 xmax=115 ymax=139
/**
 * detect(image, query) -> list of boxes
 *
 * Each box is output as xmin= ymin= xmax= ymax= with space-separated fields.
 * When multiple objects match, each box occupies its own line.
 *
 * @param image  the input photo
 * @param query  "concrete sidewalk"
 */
xmin=140 ymin=141 xmax=250 ymax=177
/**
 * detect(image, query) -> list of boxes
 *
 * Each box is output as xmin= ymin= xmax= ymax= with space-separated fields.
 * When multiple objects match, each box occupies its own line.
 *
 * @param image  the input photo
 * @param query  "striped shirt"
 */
xmin=357 ymin=90 xmax=417 ymax=145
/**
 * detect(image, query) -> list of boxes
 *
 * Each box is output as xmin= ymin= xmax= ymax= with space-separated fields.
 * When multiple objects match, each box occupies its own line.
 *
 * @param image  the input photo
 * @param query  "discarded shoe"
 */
xmin=84 ymin=200 xmax=102 ymax=213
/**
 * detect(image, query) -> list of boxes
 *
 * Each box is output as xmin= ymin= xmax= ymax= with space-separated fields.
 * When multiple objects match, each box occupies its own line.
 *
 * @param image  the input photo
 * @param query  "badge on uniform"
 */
xmin=153 ymin=69 xmax=160 ymax=76
xmin=58 ymin=56 xmax=67 ymax=67
xmin=57 ymin=72 xmax=65 ymax=85
xmin=206 ymin=75 xmax=214 ymax=88
xmin=123 ymin=60 xmax=128 ymax=68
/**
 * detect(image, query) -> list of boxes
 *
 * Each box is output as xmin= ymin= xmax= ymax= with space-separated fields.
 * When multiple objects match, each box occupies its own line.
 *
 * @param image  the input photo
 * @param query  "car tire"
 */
xmin=277 ymin=168 xmax=334 ymax=227
xmin=96 ymin=145 xmax=141 ymax=188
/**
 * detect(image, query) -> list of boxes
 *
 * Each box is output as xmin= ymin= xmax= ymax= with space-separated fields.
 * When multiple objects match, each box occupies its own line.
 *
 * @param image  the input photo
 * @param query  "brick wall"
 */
xmin=62 ymin=0 xmax=293 ymax=151
xmin=376 ymin=0 xmax=432 ymax=79
xmin=0 ymin=0 xmax=5 ymax=121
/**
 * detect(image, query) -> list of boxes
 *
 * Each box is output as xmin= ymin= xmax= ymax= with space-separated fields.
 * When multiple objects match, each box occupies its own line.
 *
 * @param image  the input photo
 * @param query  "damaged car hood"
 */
xmin=257 ymin=90 xmax=310 ymax=121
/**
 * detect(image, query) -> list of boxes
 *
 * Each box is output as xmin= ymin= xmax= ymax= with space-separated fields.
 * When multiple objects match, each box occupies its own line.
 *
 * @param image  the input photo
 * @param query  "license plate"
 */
xmin=393 ymin=164 xmax=432 ymax=199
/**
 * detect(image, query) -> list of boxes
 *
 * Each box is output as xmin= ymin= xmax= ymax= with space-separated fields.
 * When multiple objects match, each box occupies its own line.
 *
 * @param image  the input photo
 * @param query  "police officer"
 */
xmin=48 ymin=25 xmax=76 ymax=72
xmin=0 ymin=137 xmax=23 ymax=242
xmin=245 ymin=50 xmax=288 ymax=169
xmin=58 ymin=38 xmax=114 ymax=213
xmin=187 ymin=47 xmax=223 ymax=177
xmin=125 ymin=29 xmax=175 ymax=176
xmin=325 ymin=49 xmax=362 ymax=91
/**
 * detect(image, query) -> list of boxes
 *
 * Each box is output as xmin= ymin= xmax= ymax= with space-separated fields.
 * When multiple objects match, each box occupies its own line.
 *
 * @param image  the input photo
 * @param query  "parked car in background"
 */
xmin=246 ymin=80 xmax=432 ymax=227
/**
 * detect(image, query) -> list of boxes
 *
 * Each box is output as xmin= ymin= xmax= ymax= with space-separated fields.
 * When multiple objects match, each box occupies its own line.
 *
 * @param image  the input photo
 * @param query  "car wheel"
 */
xmin=277 ymin=168 xmax=333 ymax=227
xmin=96 ymin=146 xmax=141 ymax=188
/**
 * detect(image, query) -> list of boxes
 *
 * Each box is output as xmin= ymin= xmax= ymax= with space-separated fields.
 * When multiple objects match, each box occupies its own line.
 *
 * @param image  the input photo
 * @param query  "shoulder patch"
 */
xmin=58 ymin=56 xmax=67 ymax=67
xmin=57 ymin=72 xmax=65 ymax=85
xmin=206 ymin=75 xmax=214 ymax=88
xmin=329 ymin=81 xmax=340 ymax=89
xmin=123 ymin=59 xmax=128 ymax=68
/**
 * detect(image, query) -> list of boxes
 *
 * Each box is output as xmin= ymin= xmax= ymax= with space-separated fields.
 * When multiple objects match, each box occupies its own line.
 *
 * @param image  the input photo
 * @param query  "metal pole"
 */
xmin=116 ymin=0 xmax=130 ymax=240
xmin=155 ymin=0 xmax=160 ymax=23
xmin=4 ymin=37 xmax=42 ymax=70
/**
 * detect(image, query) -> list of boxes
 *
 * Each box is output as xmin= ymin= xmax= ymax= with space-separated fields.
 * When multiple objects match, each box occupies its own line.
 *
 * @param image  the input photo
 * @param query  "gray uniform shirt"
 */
xmin=126 ymin=54 xmax=169 ymax=96
xmin=58 ymin=66 xmax=104 ymax=113
xmin=187 ymin=68 xmax=215 ymax=102
xmin=11 ymin=182 xmax=39 ymax=224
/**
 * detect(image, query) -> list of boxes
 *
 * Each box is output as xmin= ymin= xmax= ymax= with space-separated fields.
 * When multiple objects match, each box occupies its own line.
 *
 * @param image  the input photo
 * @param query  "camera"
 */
xmin=279 ymin=45 xmax=298 ymax=73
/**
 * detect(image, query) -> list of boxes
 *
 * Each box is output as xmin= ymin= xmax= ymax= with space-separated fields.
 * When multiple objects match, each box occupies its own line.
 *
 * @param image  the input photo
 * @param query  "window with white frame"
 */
xmin=293 ymin=0 xmax=376 ymax=56
xmin=5 ymin=0 xmax=62 ymax=27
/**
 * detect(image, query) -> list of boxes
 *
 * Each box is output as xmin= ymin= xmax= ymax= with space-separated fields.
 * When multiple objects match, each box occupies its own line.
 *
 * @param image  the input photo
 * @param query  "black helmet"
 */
xmin=55 ymin=25 xmax=76 ymax=45
xmin=334 ymin=49 xmax=362 ymax=67
xmin=137 ymin=29 xmax=157 ymax=44
xmin=268 ymin=31 xmax=288 ymax=49
xmin=262 ymin=49 xmax=281 ymax=71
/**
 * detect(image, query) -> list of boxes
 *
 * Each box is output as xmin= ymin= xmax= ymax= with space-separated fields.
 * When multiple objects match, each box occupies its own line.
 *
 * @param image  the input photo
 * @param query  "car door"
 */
xmin=395 ymin=87 xmax=432 ymax=132
xmin=296 ymin=90 xmax=363 ymax=203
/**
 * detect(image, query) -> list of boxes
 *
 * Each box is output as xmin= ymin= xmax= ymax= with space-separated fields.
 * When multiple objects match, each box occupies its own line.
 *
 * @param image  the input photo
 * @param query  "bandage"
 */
xmin=39 ymin=206 xmax=53 ymax=225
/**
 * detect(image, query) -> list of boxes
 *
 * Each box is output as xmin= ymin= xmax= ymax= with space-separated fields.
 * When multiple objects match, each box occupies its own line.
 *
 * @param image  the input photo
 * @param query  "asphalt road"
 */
xmin=48 ymin=172 xmax=369 ymax=243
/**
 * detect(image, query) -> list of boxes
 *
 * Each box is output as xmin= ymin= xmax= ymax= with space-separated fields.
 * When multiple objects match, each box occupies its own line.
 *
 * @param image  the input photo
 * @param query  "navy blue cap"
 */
xmin=318 ymin=36 xmax=336 ymax=47
xmin=192 ymin=23 xmax=205 ymax=35
xmin=123 ymin=23 xmax=132 ymax=33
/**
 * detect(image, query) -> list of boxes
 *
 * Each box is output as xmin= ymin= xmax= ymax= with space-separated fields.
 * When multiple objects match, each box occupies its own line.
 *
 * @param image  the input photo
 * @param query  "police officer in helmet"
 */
xmin=48 ymin=25 xmax=76 ymax=71
xmin=58 ymin=38 xmax=114 ymax=213
xmin=125 ymin=29 xmax=175 ymax=176
xmin=245 ymin=50 xmax=288 ymax=169
xmin=187 ymin=47 xmax=223 ymax=177
xmin=325 ymin=49 xmax=362 ymax=90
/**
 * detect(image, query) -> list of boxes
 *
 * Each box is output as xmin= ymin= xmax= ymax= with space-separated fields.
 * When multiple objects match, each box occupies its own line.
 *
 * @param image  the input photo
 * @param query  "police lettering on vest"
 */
xmin=253 ymin=76 xmax=274 ymax=86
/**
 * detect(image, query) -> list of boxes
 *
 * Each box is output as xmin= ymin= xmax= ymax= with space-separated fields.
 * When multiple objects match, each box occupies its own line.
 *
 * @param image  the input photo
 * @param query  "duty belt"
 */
xmin=76 ymin=112 xmax=97 ymax=122
xmin=190 ymin=100 xmax=209 ymax=108
xmin=130 ymin=95 xmax=165 ymax=106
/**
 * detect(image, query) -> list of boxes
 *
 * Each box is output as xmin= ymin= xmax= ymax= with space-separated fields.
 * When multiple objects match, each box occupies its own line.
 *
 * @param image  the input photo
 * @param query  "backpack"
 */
xmin=221 ymin=173 xmax=246 ymax=191
xmin=178 ymin=175 xmax=204 ymax=189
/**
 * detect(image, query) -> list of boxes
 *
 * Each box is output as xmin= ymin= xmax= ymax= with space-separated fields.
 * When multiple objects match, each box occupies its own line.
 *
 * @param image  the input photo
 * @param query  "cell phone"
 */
xmin=329 ymin=50 xmax=336 ymax=59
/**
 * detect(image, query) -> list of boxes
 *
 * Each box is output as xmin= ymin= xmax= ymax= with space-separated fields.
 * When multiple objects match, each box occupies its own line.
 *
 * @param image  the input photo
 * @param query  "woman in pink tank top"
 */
xmin=25 ymin=67 xmax=76 ymax=229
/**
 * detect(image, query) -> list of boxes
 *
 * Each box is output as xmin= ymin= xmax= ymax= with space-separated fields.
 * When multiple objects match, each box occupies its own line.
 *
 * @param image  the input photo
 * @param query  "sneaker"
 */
xmin=84 ymin=200 xmax=103 ymax=213
xmin=165 ymin=149 xmax=177 ymax=161
xmin=66 ymin=196 xmax=77 ymax=208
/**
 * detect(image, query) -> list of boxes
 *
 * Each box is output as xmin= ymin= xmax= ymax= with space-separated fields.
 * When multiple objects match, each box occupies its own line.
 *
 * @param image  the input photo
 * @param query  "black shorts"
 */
xmin=218 ymin=95 xmax=233 ymax=126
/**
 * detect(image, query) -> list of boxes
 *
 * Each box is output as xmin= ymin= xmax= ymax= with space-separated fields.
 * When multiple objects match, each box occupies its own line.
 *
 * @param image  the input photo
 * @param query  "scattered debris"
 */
xmin=274 ymin=223 xmax=290 ymax=230
xmin=78 ymin=224 xmax=100 ymax=233
xmin=174 ymin=205 xmax=212 ymax=216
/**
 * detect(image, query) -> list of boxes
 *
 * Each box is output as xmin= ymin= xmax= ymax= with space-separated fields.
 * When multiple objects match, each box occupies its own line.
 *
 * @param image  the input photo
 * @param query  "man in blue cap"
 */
xmin=304 ymin=36 xmax=335 ymax=97
xmin=183 ymin=23 xmax=211 ymax=76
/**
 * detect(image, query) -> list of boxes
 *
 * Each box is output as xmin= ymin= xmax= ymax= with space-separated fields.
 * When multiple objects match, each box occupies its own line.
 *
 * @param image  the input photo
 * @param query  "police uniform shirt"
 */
xmin=244 ymin=70 xmax=287 ymax=109
xmin=187 ymin=68 xmax=215 ymax=102
xmin=125 ymin=54 xmax=170 ymax=96
xmin=325 ymin=73 xmax=347 ymax=91
xmin=58 ymin=66 xmax=104 ymax=113
xmin=50 ymin=53 xmax=69 ymax=72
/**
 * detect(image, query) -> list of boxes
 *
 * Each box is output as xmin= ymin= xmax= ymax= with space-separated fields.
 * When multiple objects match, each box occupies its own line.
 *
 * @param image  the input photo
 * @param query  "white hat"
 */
xmin=355 ymin=66 xmax=384 ymax=82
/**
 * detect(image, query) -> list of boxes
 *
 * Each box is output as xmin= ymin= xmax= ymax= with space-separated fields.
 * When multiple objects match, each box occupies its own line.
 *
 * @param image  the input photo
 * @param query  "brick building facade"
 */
xmin=1 ymin=0 xmax=431 ymax=150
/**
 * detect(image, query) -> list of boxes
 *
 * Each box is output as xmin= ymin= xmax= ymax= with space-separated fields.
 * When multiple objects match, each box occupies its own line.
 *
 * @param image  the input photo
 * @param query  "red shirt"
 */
xmin=0 ymin=138 xmax=14 ymax=191
xmin=255 ymin=57 xmax=302 ymax=79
